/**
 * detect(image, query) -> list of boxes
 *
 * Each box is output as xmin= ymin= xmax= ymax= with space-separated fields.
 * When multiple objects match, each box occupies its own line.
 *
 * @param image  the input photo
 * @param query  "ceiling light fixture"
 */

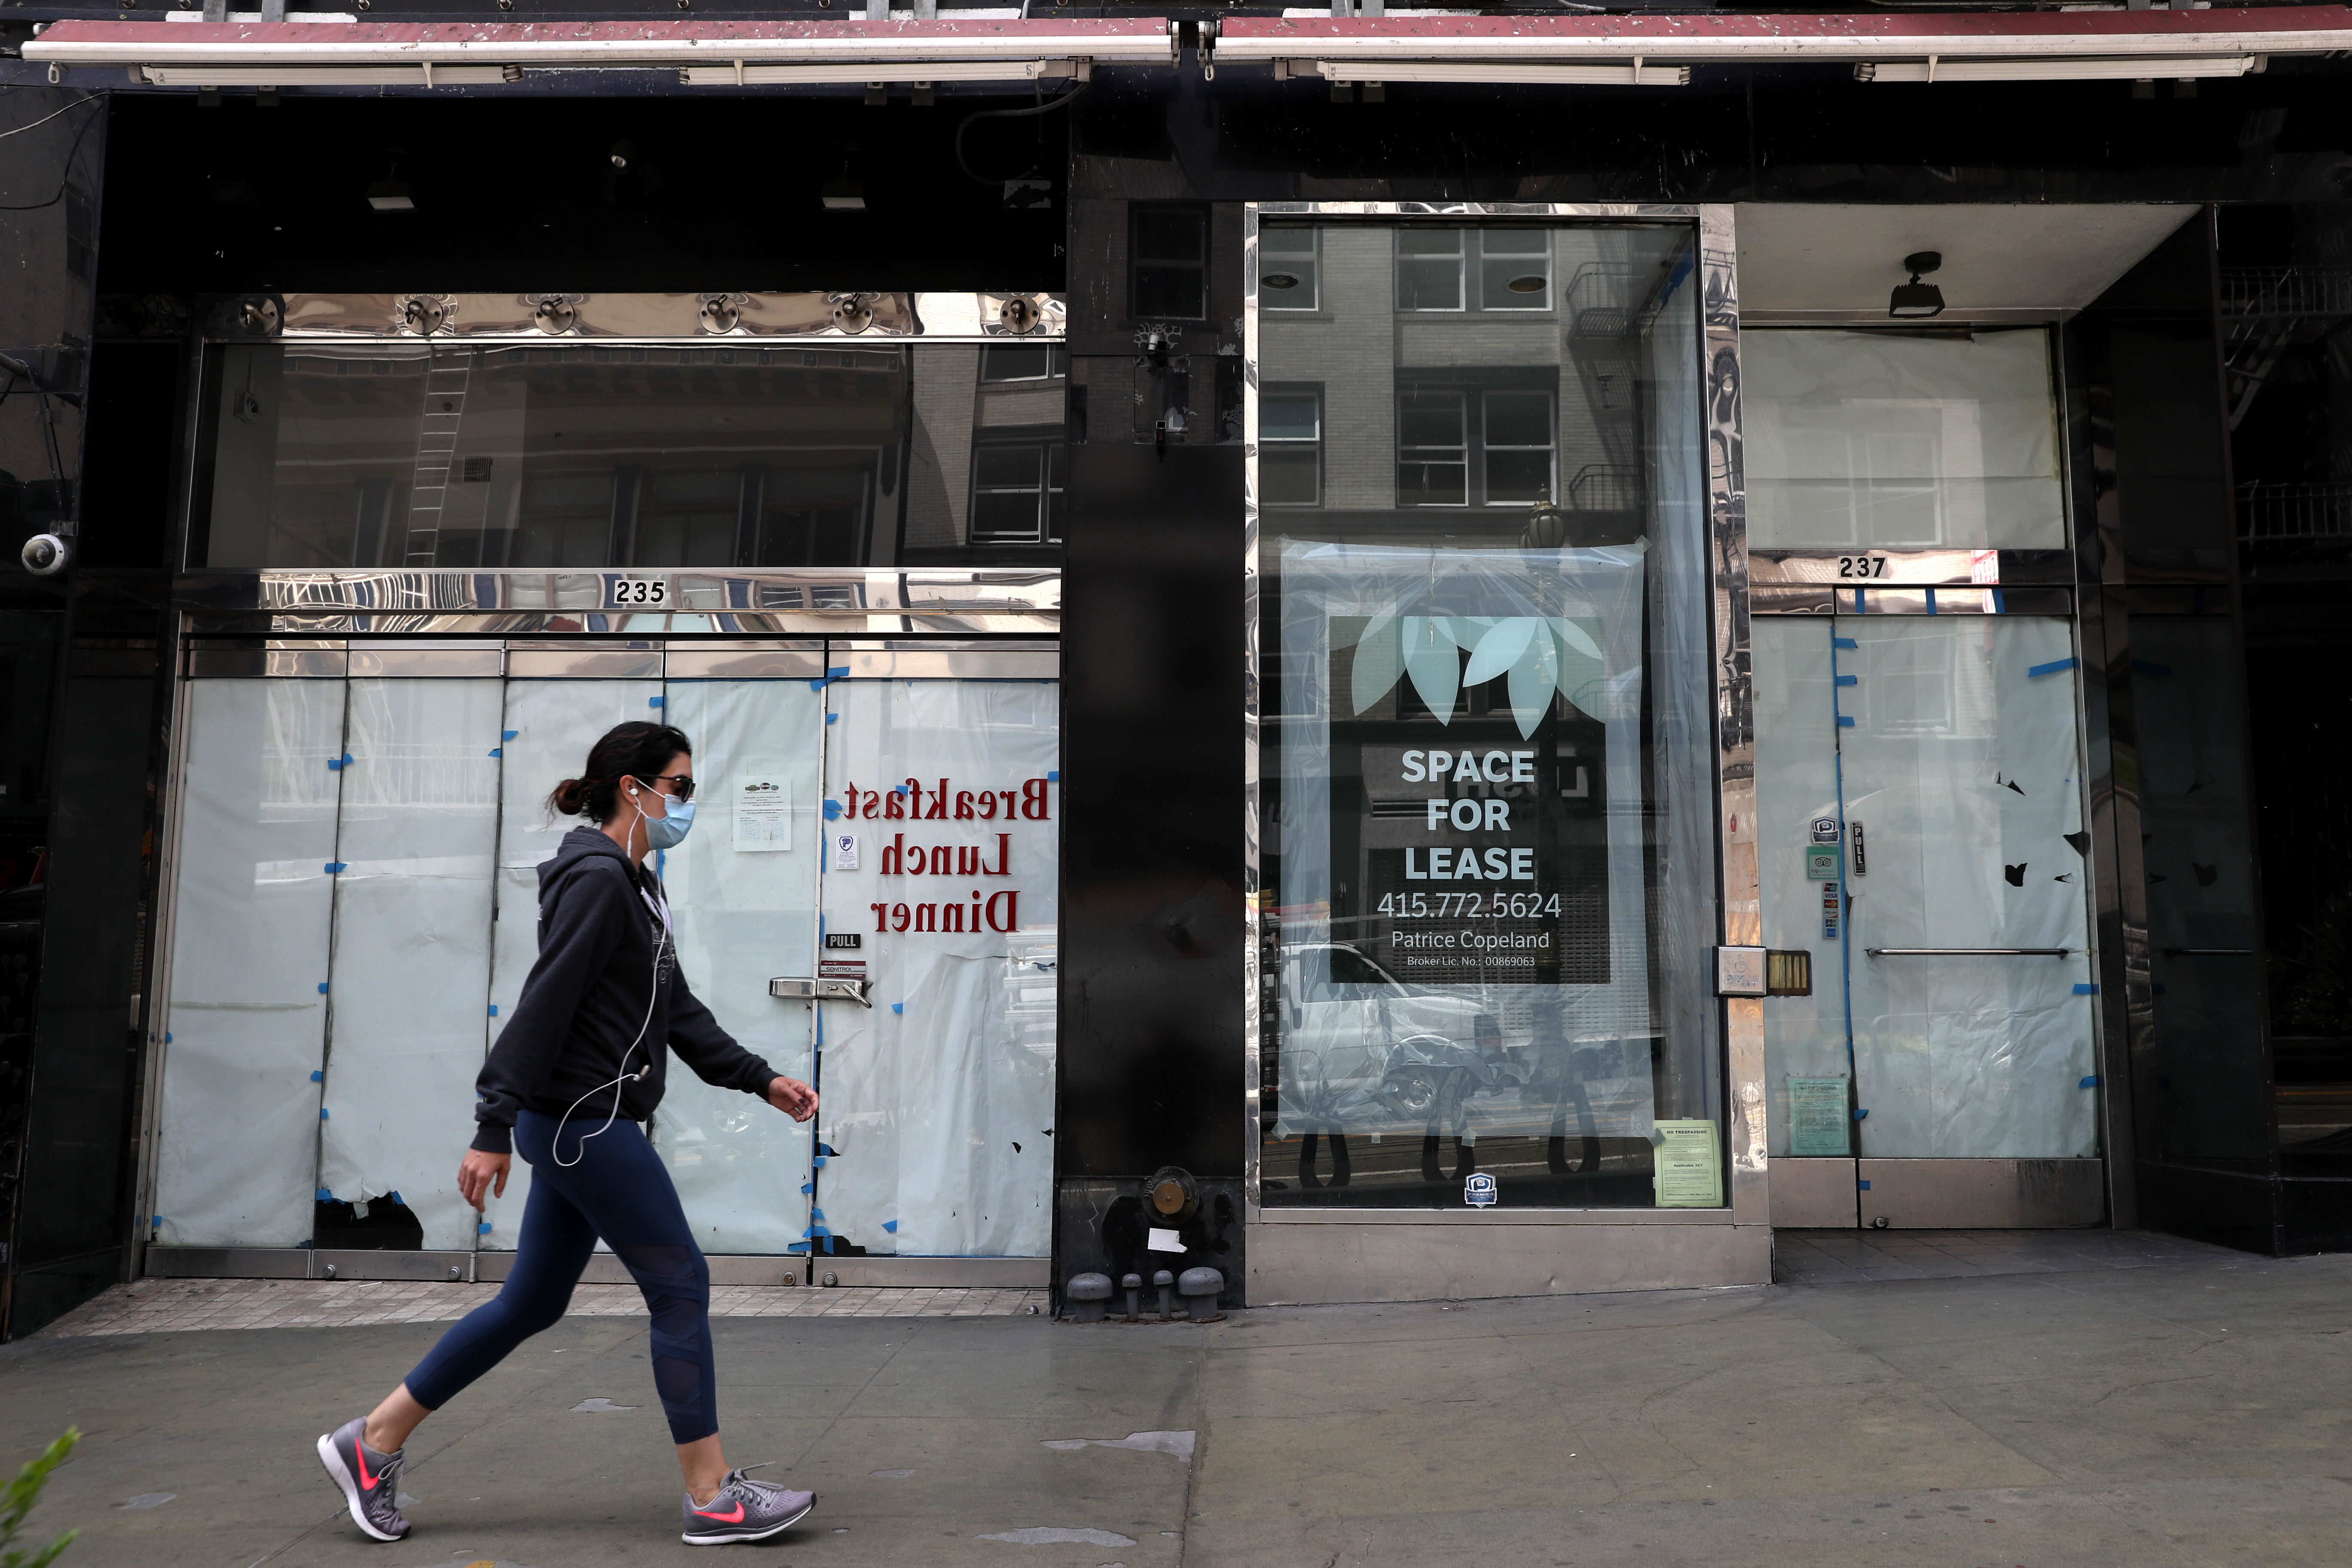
xmin=1262 ymin=272 xmax=1301 ymax=291
xmin=1888 ymin=251 xmax=1945 ymax=319
xmin=1507 ymin=274 xmax=1549 ymax=294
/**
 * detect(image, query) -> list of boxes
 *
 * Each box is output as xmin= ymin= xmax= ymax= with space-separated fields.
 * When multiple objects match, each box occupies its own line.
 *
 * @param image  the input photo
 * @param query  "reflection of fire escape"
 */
xmin=2218 ymin=266 xmax=2352 ymax=429
xmin=2237 ymin=481 xmax=2352 ymax=544
xmin=1564 ymin=262 xmax=1655 ymax=538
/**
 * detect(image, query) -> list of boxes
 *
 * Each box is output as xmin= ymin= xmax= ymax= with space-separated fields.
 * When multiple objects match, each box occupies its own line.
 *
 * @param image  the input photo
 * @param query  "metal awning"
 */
xmin=21 ymin=9 xmax=2352 ymax=89
xmin=20 ymin=18 xmax=1173 ymax=88
xmin=1217 ymin=7 xmax=2352 ymax=86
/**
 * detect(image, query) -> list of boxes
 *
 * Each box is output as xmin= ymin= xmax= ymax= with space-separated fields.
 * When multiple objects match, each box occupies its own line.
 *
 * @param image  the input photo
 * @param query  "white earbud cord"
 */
xmin=553 ymin=881 xmax=674 ymax=1169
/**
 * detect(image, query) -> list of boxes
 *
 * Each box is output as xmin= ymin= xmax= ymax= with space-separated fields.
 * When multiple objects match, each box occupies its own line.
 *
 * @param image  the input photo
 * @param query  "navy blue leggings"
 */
xmin=404 ymin=1108 xmax=718 ymax=1445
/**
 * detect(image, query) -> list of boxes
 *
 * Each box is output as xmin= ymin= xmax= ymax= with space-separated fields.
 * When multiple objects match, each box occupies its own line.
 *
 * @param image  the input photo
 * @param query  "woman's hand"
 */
xmin=458 ymin=1149 xmax=511 ymax=1211
xmin=767 ymin=1076 xmax=819 ymax=1122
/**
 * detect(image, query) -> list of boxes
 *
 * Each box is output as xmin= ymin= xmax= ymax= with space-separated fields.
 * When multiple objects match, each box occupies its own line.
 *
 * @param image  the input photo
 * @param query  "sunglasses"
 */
xmin=635 ymin=773 xmax=697 ymax=802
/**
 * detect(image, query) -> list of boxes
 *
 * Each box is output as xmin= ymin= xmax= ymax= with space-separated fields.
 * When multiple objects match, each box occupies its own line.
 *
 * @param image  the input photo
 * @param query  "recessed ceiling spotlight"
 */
xmin=1507 ymin=274 xmax=1549 ymax=294
xmin=1262 ymin=272 xmax=1301 ymax=291
xmin=1889 ymin=251 xmax=1946 ymax=318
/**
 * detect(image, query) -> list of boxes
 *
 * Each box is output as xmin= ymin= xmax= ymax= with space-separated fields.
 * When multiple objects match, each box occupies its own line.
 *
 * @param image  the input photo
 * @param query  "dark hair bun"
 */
xmin=551 ymin=778 xmax=585 ymax=816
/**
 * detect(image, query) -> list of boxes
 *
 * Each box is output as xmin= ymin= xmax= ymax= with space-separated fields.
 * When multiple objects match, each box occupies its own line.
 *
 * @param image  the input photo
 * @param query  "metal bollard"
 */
xmin=1153 ymin=1268 xmax=1176 ymax=1320
xmin=1177 ymin=1267 xmax=1225 ymax=1322
xmin=1121 ymin=1273 xmax=1143 ymax=1322
xmin=1065 ymin=1272 xmax=1113 ymax=1323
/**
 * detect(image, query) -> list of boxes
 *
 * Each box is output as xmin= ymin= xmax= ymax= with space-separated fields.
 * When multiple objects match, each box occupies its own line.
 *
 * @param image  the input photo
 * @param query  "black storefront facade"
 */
xmin=3 ymin=6 xmax=2351 ymax=1338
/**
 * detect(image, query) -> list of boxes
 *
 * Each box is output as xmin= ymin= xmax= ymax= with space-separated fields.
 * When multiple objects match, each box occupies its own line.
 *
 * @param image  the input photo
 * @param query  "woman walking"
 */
xmin=315 ymin=722 xmax=820 ymax=1547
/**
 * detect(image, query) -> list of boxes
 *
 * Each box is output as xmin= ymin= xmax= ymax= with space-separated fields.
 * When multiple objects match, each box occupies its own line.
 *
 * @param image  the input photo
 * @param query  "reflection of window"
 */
xmin=1260 ymin=387 xmax=1322 ymax=506
xmin=633 ymin=469 xmax=740 ymax=566
xmin=1260 ymin=227 xmax=1320 ymax=310
xmin=1132 ymin=205 xmax=1209 ymax=320
xmin=512 ymin=472 xmax=614 ymax=567
xmin=757 ymin=464 xmax=870 ymax=565
xmin=1396 ymin=387 xmax=1556 ymax=507
xmin=1398 ymin=390 xmax=1468 ymax=506
xmin=969 ymin=441 xmax=1066 ymax=544
xmin=1396 ymin=230 xmax=1556 ymax=312
xmin=979 ymin=344 xmax=1068 ymax=383
xmin=1396 ymin=230 xmax=1465 ymax=311
xmin=1481 ymin=391 xmax=1556 ymax=505
xmin=1868 ymin=631 xmax=1955 ymax=735
xmin=1479 ymin=230 xmax=1552 ymax=311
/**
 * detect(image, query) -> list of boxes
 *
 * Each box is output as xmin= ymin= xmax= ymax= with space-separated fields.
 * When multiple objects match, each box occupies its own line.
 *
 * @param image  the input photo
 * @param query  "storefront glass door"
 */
xmin=1756 ymin=615 xmax=2102 ymax=1225
xmin=152 ymin=640 xmax=1057 ymax=1277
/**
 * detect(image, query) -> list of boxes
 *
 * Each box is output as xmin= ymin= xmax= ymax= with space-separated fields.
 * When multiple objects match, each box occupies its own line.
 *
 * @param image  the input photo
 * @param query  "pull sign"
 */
xmin=824 ymin=933 xmax=862 ymax=950
xmin=1850 ymin=820 xmax=1868 ymax=877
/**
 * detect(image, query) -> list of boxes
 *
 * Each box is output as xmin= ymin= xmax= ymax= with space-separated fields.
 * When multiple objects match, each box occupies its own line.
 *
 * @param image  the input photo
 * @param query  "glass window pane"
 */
xmin=1262 ymin=395 xmax=1322 ymax=442
xmin=1484 ymin=391 xmax=1553 ymax=450
xmin=199 ymin=341 xmax=1063 ymax=569
xmin=1744 ymin=328 xmax=2064 ymax=550
xmin=973 ymin=445 xmax=1043 ymax=489
xmin=1253 ymin=220 xmax=1715 ymax=1212
xmin=1261 ymin=447 xmax=1320 ymax=507
xmin=970 ymin=489 xmax=1044 ymax=543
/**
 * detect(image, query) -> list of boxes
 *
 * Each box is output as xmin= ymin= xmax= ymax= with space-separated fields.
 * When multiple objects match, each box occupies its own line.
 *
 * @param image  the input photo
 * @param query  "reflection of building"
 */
xmin=205 ymin=340 xmax=1065 ymax=571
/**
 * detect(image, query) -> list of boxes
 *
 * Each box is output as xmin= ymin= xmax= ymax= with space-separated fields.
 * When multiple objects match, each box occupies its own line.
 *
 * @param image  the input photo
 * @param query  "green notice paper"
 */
xmin=1787 ymin=1075 xmax=1852 ymax=1158
xmin=1653 ymin=1119 xmax=1722 ymax=1208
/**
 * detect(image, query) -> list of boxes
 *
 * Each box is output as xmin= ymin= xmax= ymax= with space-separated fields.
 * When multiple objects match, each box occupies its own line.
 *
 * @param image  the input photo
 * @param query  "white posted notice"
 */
xmin=731 ymin=764 xmax=793 ymax=851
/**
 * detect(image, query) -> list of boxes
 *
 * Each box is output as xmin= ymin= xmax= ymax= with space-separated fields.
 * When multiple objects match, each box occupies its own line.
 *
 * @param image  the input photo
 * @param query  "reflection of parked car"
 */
xmin=1278 ymin=943 xmax=1519 ymax=1130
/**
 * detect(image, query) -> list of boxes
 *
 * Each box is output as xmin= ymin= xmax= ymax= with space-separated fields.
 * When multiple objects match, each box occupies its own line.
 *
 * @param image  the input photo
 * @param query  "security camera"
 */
xmin=19 ymin=533 xmax=69 ymax=577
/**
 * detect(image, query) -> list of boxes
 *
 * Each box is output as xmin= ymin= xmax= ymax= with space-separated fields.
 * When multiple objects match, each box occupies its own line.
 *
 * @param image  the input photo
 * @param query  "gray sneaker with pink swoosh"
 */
xmin=316 ymin=1416 xmax=410 ymax=1542
xmin=680 ymin=1464 xmax=815 ymax=1545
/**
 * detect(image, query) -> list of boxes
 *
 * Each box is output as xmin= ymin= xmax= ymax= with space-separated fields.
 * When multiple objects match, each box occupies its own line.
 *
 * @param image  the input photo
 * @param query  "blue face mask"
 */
xmin=635 ymin=790 xmax=696 ymax=851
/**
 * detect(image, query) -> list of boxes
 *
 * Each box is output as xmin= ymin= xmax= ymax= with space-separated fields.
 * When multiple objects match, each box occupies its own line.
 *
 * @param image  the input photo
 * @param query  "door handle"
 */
xmin=770 ymin=976 xmax=873 ymax=1007
xmin=1865 ymin=948 xmax=2072 ymax=957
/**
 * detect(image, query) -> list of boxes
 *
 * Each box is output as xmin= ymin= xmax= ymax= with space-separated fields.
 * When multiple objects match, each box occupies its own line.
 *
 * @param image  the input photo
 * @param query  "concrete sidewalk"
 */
xmin=3 ymin=1231 xmax=2347 ymax=1568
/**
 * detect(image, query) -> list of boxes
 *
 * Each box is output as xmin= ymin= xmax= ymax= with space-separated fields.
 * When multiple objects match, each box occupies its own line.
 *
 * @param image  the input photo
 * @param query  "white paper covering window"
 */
xmin=155 ymin=679 xmax=345 ymax=1246
xmin=1744 ymin=329 xmax=2065 ymax=551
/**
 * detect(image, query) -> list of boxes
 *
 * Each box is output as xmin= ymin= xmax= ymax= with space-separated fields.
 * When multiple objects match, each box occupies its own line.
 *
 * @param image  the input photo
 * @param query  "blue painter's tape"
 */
xmin=503 ymin=729 xmax=518 ymax=741
xmin=1832 ymin=637 xmax=1858 ymax=649
xmin=823 ymin=798 xmax=842 ymax=819
xmin=164 ymin=1032 xmax=172 ymax=1043
xmin=808 ymin=665 xmax=850 ymax=691
xmin=1925 ymin=587 xmax=1939 ymax=616
xmin=1857 ymin=1179 xmax=1871 ymax=1191
xmin=648 ymin=695 xmax=665 ymax=708
xmin=318 ymin=982 xmax=331 ymax=994
xmin=1853 ymin=588 xmax=1866 ymax=613
xmin=2028 ymin=657 xmax=2078 ymax=679
xmin=812 ymin=1155 xmax=827 ymax=1168
xmin=488 ymin=747 xmax=502 ymax=758
xmin=786 ymin=1241 xmax=811 ymax=1254
xmin=1046 ymin=769 xmax=1061 ymax=783
xmin=317 ymin=1188 xmax=333 ymax=1201
xmin=1837 ymin=716 xmax=1856 ymax=728
xmin=893 ymin=785 xmax=907 ymax=796
xmin=809 ymin=1208 xmax=827 ymax=1223
xmin=325 ymin=862 xmax=347 ymax=874
xmin=487 ymin=1004 xmax=499 ymax=1017
xmin=799 ymin=1182 xmax=813 ymax=1195
xmin=320 ymin=1108 xmax=331 ymax=1120
xmin=1853 ymin=1108 xmax=1869 ymax=1120
xmin=816 ymin=1142 xmax=835 ymax=1158
xmin=882 ymin=1219 xmax=899 ymax=1234
xmin=478 ymin=1222 xmax=493 ymax=1235
xmin=2080 ymin=1075 xmax=2101 ymax=1088
xmin=891 ymin=1001 xmax=904 ymax=1015
xmin=389 ymin=1191 xmax=402 ymax=1204
xmin=151 ymin=1215 xmax=161 ymax=1228
xmin=825 ymin=712 xmax=837 ymax=724
xmin=1991 ymin=588 xmax=2008 ymax=614
xmin=2073 ymin=983 xmax=2099 ymax=995
xmin=1834 ymin=675 xmax=1858 ymax=687
xmin=310 ymin=1070 xmax=324 ymax=1082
